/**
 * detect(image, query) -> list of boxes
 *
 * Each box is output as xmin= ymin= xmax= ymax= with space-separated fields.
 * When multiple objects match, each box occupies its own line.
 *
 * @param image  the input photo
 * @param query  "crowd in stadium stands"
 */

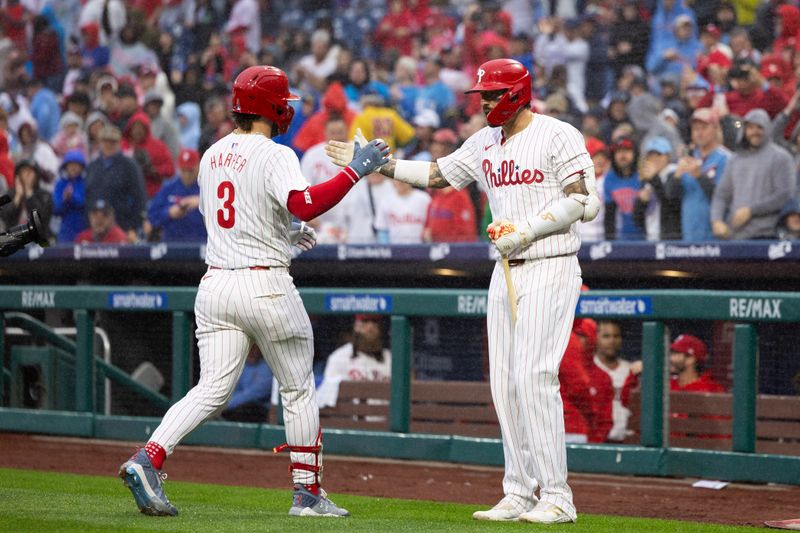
xmin=2 ymin=0 xmax=800 ymax=245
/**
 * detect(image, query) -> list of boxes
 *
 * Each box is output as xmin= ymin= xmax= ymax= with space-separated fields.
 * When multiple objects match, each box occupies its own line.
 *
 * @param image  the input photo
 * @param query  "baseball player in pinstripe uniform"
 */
xmin=327 ymin=58 xmax=599 ymax=524
xmin=118 ymin=65 xmax=389 ymax=518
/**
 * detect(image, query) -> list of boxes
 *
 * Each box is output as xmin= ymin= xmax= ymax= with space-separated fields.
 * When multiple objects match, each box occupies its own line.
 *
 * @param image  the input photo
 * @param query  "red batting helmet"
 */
xmin=465 ymin=58 xmax=531 ymax=127
xmin=231 ymin=65 xmax=299 ymax=134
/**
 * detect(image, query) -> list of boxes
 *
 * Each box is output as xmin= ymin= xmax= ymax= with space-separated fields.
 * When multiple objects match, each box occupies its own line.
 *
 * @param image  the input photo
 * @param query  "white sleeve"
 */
xmin=272 ymin=146 xmax=311 ymax=207
xmin=436 ymin=132 xmax=482 ymax=191
xmin=551 ymin=122 xmax=593 ymax=186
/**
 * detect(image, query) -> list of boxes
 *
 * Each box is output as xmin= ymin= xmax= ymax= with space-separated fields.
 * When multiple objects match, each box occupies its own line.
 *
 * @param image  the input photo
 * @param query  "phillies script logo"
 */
xmin=482 ymin=159 xmax=543 ymax=188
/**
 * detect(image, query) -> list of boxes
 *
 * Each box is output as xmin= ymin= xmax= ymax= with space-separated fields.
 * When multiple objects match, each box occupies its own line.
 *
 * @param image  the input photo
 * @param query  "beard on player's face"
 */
xmin=352 ymin=327 xmax=383 ymax=360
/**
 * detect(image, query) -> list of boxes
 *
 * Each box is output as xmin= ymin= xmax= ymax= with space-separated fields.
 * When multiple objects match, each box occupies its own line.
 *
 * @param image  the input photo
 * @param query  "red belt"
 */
xmin=209 ymin=266 xmax=272 ymax=271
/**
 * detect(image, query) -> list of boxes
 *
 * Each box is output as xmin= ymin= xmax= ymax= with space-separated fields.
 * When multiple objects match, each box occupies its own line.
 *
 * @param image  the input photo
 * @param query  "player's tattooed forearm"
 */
xmin=428 ymin=163 xmax=448 ymax=189
xmin=379 ymin=160 xmax=397 ymax=178
xmin=381 ymin=160 xmax=447 ymax=188
xmin=563 ymin=178 xmax=589 ymax=196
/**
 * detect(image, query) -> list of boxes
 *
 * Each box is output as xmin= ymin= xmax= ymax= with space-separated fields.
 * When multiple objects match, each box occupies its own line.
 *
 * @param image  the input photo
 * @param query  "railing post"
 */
xmin=640 ymin=321 xmax=665 ymax=447
xmin=75 ymin=310 xmax=95 ymax=412
xmin=172 ymin=311 xmax=191 ymax=403
xmin=732 ymin=324 xmax=758 ymax=453
xmin=390 ymin=315 xmax=412 ymax=433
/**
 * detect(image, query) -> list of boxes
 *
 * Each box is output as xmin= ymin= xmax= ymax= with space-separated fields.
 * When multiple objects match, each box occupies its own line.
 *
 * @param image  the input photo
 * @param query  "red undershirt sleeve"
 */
xmin=286 ymin=166 xmax=360 ymax=221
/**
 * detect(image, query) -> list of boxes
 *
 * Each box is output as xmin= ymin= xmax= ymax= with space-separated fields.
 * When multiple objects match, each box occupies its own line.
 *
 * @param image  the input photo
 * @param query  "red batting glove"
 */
xmin=486 ymin=220 xmax=516 ymax=242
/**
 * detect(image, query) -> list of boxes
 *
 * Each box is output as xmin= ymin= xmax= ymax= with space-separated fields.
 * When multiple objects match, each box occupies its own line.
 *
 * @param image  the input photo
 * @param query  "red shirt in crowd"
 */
xmin=424 ymin=188 xmax=477 ymax=242
xmin=74 ymin=225 xmax=128 ymax=244
xmin=670 ymin=372 xmax=725 ymax=393
xmin=293 ymin=83 xmax=357 ymax=153
xmin=375 ymin=6 xmax=421 ymax=57
xmin=699 ymin=87 xmax=788 ymax=119
xmin=0 ymin=131 xmax=14 ymax=189
xmin=121 ymin=111 xmax=176 ymax=198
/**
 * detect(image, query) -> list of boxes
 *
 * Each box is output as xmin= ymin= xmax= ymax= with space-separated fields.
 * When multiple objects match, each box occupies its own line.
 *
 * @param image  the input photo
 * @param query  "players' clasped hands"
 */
xmin=325 ymin=128 xmax=391 ymax=178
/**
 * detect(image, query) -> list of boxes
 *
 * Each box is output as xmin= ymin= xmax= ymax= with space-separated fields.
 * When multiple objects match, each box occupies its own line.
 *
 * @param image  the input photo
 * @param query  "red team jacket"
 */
xmin=121 ymin=112 xmax=176 ymax=198
xmin=424 ymin=188 xmax=477 ymax=242
xmin=559 ymin=331 xmax=595 ymax=439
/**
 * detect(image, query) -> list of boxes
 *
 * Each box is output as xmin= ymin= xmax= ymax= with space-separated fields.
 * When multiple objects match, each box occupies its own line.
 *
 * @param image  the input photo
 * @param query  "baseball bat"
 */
xmin=501 ymin=255 xmax=517 ymax=325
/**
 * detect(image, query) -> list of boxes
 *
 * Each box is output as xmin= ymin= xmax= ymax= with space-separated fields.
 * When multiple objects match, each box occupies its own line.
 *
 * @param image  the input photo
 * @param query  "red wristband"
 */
xmin=287 ymin=166 xmax=360 ymax=221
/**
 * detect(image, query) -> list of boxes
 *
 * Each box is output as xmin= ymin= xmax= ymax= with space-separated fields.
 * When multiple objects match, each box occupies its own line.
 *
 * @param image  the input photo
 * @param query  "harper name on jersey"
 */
xmin=209 ymin=149 xmax=248 ymax=173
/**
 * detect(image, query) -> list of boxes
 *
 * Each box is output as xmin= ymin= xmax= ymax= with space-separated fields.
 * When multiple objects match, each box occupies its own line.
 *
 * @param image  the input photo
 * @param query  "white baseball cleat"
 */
xmin=472 ymin=496 xmax=531 ymax=521
xmin=518 ymin=502 xmax=576 ymax=524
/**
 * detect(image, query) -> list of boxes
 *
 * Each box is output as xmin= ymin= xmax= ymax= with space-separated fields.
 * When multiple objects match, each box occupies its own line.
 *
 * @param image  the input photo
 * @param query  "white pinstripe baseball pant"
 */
xmin=149 ymin=267 xmax=319 ymax=485
xmin=486 ymin=254 xmax=582 ymax=518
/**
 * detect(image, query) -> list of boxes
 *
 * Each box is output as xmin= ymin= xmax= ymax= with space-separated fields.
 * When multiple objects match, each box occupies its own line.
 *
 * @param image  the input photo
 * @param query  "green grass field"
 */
xmin=0 ymin=467 xmax=752 ymax=532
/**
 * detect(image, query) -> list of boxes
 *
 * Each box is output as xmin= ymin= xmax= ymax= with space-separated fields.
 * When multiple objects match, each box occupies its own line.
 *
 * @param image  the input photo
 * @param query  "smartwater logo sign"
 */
xmin=325 ymin=294 xmax=392 ymax=313
xmin=108 ymin=292 xmax=168 ymax=310
xmin=578 ymin=296 xmax=653 ymax=316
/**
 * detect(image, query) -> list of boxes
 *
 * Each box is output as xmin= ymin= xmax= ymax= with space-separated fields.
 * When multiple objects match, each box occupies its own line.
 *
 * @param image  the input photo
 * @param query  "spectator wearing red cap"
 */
xmin=316 ymin=314 xmax=391 ymax=409
xmin=580 ymin=138 xmax=609 ymax=242
xmin=698 ymin=23 xmax=733 ymax=64
xmin=760 ymin=57 xmax=796 ymax=100
xmin=669 ymin=334 xmax=724 ymax=392
xmin=146 ymin=148 xmax=206 ymax=242
xmin=696 ymin=49 xmax=732 ymax=91
xmin=79 ymin=23 xmax=110 ymax=71
xmin=698 ymin=57 xmax=787 ymax=119
xmin=423 ymin=129 xmax=476 ymax=243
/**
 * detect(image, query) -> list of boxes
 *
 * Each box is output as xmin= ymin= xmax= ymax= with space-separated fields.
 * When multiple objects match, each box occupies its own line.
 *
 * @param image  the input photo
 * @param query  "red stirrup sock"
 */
xmin=303 ymin=483 xmax=320 ymax=495
xmin=145 ymin=441 xmax=166 ymax=470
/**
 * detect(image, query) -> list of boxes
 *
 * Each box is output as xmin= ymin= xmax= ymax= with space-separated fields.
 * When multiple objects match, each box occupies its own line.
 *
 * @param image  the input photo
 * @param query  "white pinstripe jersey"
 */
xmin=199 ymin=133 xmax=310 ymax=268
xmin=438 ymin=113 xmax=592 ymax=259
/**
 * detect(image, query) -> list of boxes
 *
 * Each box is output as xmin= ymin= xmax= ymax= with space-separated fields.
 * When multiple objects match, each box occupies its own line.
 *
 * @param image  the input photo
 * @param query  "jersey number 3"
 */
xmin=217 ymin=181 xmax=235 ymax=229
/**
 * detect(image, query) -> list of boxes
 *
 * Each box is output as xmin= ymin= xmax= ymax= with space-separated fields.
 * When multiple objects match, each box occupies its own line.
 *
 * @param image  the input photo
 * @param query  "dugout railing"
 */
xmin=0 ymin=286 xmax=799 ymax=485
